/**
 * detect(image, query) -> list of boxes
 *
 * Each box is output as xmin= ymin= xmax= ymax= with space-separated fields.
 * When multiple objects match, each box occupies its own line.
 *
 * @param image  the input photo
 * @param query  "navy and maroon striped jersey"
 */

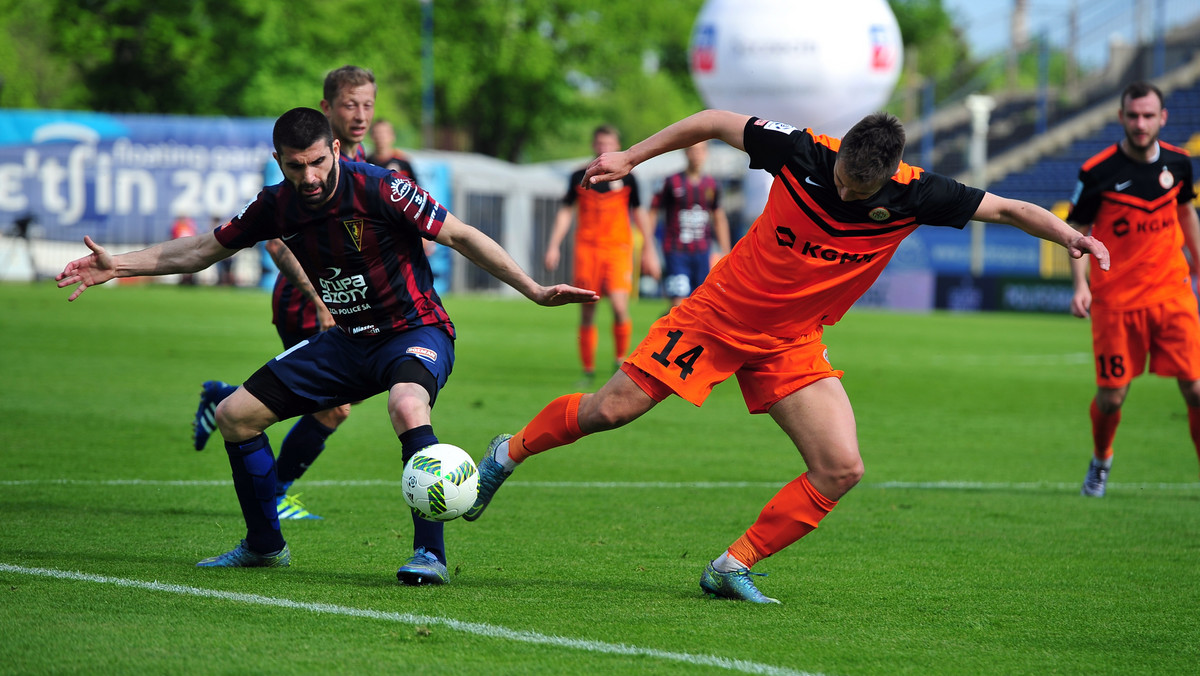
xmin=219 ymin=157 xmax=453 ymax=339
xmin=654 ymin=172 xmax=722 ymax=254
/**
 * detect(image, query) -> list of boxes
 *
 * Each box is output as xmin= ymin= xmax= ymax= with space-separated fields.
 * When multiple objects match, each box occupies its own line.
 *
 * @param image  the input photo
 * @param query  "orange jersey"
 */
xmin=691 ymin=118 xmax=984 ymax=338
xmin=564 ymin=169 xmax=642 ymax=249
xmin=1067 ymin=142 xmax=1197 ymax=310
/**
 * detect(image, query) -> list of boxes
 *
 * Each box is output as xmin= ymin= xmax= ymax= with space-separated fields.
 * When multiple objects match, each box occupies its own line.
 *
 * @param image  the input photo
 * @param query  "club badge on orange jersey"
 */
xmin=869 ymin=207 xmax=890 ymax=221
xmin=1160 ymin=166 xmax=1175 ymax=190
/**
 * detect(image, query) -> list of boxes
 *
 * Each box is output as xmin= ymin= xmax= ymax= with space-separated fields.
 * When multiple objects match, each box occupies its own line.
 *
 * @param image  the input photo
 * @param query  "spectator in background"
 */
xmin=545 ymin=125 xmax=660 ymax=383
xmin=1068 ymin=81 xmax=1200 ymax=497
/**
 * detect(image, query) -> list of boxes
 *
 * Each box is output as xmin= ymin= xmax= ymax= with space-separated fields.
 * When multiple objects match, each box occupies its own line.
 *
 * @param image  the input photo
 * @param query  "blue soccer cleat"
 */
xmin=1081 ymin=458 xmax=1110 ymax=497
xmin=276 ymin=493 xmax=322 ymax=520
xmin=396 ymin=547 xmax=448 ymax=585
xmin=699 ymin=562 xmax=781 ymax=604
xmin=196 ymin=539 xmax=290 ymax=568
xmin=192 ymin=380 xmax=232 ymax=451
xmin=462 ymin=434 xmax=513 ymax=522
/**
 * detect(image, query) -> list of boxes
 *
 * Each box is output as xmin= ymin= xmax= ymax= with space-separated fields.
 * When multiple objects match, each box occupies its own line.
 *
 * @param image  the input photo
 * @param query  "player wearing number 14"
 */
xmin=465 ymin=109 xmax=1110 ymax=604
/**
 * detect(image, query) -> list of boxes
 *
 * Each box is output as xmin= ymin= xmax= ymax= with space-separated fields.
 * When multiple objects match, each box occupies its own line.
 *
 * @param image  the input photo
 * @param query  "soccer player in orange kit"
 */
xmin=461 ymin=108 xmax=1110 ymax=603
xmin=545 ymin=125 xmax=660 ymax=382
xmin=1068 ymin=81 xmax=1200 ymax=497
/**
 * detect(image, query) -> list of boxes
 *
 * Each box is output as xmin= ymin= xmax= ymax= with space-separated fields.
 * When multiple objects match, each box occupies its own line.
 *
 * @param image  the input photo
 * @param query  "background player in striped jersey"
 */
xmin=545 ymin=125 xmax=660 ymax=383
xmin=463 ymin=109 xmax=1109 ymax=603
xmin=652 ymin=140 xmax=730 ymax=309
xmin=59 ymin=106 xmax=598 ymax=581
xmin=193 ymin=66 xmax=385 ymax=523
xmin=1068 ymin=81 xmax=1200 ymax=497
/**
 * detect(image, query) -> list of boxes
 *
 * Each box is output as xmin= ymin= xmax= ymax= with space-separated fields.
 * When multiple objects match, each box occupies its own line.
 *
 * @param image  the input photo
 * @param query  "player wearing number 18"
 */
xmin=1067 ymin=81 xmax=1200 ymax=497
xmin=464 ymin=109 xmax=1110 ymax=604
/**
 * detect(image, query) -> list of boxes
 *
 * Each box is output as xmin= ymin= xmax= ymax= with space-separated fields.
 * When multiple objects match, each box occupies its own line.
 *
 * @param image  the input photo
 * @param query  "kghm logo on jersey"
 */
xmin=869 ymin=207 xmax=890 ymax=221
xmin=343 ymin=219 xmax=364 ymax=251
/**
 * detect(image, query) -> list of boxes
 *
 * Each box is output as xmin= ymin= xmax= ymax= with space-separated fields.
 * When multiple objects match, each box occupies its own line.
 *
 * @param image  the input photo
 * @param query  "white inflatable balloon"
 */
xmin=690 ymin=0 xmax=904 ymax=137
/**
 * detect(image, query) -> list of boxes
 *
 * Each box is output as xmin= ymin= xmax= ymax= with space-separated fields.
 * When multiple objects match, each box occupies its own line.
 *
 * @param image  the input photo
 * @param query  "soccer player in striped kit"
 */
xmin=193 ymin=67 xmax=407 ymax=526
xmin=58 ymin=107 xmax=597 ymax=581
xmin=652 ymin=140 xmax=731 ymax=309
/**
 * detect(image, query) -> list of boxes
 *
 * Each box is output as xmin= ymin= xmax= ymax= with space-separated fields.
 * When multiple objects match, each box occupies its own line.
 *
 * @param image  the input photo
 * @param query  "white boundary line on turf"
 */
xmin=3 ymin=478 xmax=1199 ymax=491
xmin=0 ymin=563 xmax=818 ymax=676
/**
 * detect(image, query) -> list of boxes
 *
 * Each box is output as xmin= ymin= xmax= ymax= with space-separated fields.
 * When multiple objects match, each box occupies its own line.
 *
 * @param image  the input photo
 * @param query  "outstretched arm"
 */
xmin=264 ymin=238 xmax=335 ymax=330
xmin=56 ymin=232 xmax=235 ymax=301
xmin=583 ymin=110 xmax=751 ymax=186
xmin=973 ymin=192 xmax=1111 ymax=271
xmin=435 ymin=213 xmax=599 ymax=306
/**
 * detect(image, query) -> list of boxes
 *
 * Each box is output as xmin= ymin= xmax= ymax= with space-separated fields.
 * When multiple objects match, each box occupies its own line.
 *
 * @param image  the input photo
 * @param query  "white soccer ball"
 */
xmin=402 ymin=443 xmax=479 ymax=522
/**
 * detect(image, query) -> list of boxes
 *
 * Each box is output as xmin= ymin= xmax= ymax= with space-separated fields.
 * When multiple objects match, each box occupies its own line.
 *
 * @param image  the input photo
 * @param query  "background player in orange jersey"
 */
xmin=652 ymin=140 xmax=731 ymax=310
xmin=546 ymin=125 xmax=661 ymax=382
xmin=463 ymin=108 xmax=1110 ymax=604
xmin=1068 ymin=81 xmax=1200 ymax=497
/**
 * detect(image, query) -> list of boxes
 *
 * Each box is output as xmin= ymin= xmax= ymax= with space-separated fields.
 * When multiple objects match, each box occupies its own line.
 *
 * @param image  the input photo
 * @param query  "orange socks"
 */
xmin=726 ymin=473 xmax=837 ymax=568
xmin=1090 ymin=399 xmax=1119 ymax=463
xmin=578 ymin=326 xmax=598 ymax=374
xmin=614 ymin=320 xmax=632 ymax=362
xmin=508 ymin=393 xmax=585 ymax=463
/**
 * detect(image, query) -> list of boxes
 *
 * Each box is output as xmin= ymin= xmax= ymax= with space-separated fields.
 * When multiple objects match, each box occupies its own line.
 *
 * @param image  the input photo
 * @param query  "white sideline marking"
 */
xmin=0 ymin=563 xmax=818 ymax=676
xmin=2 ymin=478 xmax=1199 ymax=491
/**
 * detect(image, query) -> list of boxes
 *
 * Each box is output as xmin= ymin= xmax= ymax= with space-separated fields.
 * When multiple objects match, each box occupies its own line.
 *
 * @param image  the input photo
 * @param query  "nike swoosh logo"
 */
xmin=282 ymin=232 xmax=300 ymax=240
xmin=805 ymin=176 xmax=825 ymax=189
xmin=1115 ymin=180 xmax=1133 ymax=191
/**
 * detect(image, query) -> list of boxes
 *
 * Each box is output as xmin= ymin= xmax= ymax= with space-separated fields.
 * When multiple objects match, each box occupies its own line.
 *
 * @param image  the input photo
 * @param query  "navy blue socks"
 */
xmin=225 ymin=435 xmax=285 ymax=555
xmin=400 ymin=425 xmax=445 ymax=563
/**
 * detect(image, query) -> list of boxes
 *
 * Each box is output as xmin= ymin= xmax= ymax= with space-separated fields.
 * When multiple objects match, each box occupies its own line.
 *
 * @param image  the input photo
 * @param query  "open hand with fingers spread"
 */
xmin=57 ymin=236 xmax=116 ymax=301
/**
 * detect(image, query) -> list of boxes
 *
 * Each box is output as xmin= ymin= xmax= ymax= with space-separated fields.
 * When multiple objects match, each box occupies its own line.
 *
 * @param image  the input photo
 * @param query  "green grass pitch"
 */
xmin=2 ymin=280 xmax=1198 ymax=675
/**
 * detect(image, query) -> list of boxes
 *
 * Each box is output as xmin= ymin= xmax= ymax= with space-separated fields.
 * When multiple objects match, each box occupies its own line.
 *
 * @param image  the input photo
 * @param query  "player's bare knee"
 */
xmin=1095 ymin=391 xmax=1125 ymax=413
xmin=315 ymin=404 xmax=351 ymax=429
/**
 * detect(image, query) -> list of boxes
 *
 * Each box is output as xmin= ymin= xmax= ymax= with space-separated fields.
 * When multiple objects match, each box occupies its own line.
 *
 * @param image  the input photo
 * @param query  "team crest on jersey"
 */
xmin=1160 ymin=166 xmax=1175 ymax=189
xmin=868 ymin=207 xmax=890 ymax=221
xmin=343 ymin=219 xmax=364 ymax=251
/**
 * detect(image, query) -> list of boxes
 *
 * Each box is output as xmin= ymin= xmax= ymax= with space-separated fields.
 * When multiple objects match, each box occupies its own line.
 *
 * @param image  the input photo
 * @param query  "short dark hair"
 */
xmin=1121 ymin=81 xmax=1164 ymax=109
xmin=324 ymin=65 xmax=376 ymax=103
xmin=273 ymin=107 xmax=334 ymax=154
xmin=840 ymin=112 xmax=906 ymax=185
xmin=593 ymin=124 xmax=620 ymax=141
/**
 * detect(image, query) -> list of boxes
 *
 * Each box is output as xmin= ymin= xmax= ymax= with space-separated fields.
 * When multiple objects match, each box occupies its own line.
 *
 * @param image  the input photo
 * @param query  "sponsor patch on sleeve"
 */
xmin=763 ymin=121 xmax=797 ymax=135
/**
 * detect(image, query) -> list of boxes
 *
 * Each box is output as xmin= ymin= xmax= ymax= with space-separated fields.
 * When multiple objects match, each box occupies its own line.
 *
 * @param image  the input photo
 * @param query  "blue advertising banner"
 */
xmin=0 ymin=109 xmax=276 ymax=244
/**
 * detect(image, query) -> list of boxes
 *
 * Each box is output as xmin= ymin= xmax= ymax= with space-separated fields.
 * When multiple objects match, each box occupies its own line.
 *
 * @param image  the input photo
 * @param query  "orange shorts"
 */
xmin=573 ymin=244 xmax=633 ymax=297
xmin=623 ymin=299 xmax=843 ymax=414
xmin=1090 ymin=292 xmax=1200 ymax=387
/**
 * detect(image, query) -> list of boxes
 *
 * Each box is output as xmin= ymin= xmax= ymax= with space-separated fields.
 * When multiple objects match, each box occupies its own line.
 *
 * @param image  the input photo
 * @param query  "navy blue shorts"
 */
xmin=260 ymin=325 xmax=454 ymax=414
xmin=277 ymin=327 xmax=316 ymax=351
xmin=663 ymin=250 xmax=710 ymax=299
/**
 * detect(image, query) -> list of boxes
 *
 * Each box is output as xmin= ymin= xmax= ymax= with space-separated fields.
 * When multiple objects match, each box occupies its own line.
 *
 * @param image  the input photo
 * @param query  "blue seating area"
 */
xmin=990 ymin=82 xmax=1200 ymax=211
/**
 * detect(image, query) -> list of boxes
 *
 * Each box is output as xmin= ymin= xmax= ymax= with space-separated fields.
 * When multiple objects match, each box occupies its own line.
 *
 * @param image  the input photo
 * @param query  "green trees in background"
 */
xmin=0 ymin=0 xmax=972 ymax=161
